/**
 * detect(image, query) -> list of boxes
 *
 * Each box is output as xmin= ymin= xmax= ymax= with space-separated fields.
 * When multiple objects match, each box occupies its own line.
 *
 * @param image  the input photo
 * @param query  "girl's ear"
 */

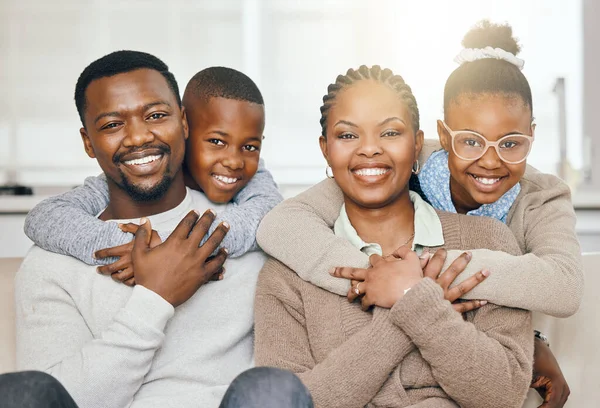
xmin=437 ymin=120 xmax=451 ymax=151
xmin=319 ymin=135 xmax=329 ymax=163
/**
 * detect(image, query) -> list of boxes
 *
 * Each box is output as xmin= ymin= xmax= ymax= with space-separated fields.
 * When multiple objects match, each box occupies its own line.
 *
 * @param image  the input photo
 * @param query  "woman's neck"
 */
xmin=344 ymin=189 xmax=415 ymax=256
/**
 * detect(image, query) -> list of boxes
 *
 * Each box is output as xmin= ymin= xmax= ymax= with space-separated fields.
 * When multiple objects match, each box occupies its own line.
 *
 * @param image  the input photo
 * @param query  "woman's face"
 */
xmin=439 ymin=94 xmax=533 ymax=211
xmin=320 ymin=80 xmax=423 ymax=209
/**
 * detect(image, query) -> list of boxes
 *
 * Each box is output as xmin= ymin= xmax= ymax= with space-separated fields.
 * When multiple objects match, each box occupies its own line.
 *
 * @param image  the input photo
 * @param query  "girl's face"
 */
xmin=439 ymin=94 xmax=534 ymax=212
xmin=320 ymin=80 xmax=423 ymax=209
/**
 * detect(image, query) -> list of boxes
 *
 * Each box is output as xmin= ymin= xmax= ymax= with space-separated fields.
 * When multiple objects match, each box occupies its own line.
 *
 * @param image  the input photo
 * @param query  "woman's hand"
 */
xmin=531 ymin=336 xmax=570 ymax=407
xmin=332 ymin=247 xmax=490 ymax=313
xmin=330 ymin=246 xmax=423 ymax=310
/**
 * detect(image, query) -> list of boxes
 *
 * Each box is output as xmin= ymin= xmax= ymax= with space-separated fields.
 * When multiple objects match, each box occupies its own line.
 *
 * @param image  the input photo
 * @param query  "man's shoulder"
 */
xmin=187 ymin=189 xmax=228 ymax=213
xmin=17 ymin=246 xmax=87 ymax=286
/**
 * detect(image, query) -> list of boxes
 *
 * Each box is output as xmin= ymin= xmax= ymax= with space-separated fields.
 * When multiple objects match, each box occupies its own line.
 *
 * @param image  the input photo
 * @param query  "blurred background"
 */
xmin=0 ymin=0 xmax=599 ymax=256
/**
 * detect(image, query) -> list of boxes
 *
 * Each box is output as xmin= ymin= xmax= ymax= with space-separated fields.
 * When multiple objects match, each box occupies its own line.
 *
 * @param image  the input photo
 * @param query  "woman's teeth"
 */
xmin=472 ymin=175 xmax=501 ymax=185
xmin=124 ymin=155 xmax=161 ymax=166
xmin=213 ymin=175 xmax=238 ymax=184
xmin=353 ymin=168 xmax=389 ymax=176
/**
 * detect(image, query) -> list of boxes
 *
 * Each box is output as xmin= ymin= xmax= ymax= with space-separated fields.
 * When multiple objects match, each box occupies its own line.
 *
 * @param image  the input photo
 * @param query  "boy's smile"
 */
xmin=183 ymin=96 xmax=265 ymax=203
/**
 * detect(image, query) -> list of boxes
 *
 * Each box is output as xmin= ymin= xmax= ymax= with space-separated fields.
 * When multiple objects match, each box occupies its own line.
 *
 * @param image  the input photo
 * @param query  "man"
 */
xmin=7 ymin=51 xmax=312 ymax=408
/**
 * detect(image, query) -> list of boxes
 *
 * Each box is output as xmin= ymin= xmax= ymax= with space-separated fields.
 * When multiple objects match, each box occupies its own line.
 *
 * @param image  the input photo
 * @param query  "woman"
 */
xmin=254 ymin=65 xmax=532 ymax=407
xmin=257 ymin=22 xmax=578 ymax=406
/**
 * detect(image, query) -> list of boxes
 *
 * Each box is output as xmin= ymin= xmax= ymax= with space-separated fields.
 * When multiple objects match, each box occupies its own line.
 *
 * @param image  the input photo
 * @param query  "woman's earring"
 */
xmin=411 ymin=160 xmax=420 ymax=175
xmin=326 ymin=166 xmax=334 ymax=179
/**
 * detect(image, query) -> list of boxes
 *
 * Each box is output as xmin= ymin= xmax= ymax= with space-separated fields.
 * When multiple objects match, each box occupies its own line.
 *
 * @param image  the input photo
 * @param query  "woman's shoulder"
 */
xmin=435 ymin=210 xmax=521 ymax=255
xmin=255 ymin=257 xmax=308 ymax=299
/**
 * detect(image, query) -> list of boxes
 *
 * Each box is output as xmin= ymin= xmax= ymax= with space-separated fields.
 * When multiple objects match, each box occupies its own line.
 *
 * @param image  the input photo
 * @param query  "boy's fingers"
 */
xmin=169 ymin=210 xmax=202 ymax=241
xmin=118 ymin=223 xmax=140 ymax=234
xmin=330 ymin=266 xmax=367 ymax=281
xmin=97 ymin=257 xmax=130 ymax=276
xmin=198 ymin=222 xmax=229 ymax=257
xmin=94 ymin=242 xmax=132 ymax=260
xmin=446 ymin=269 xmax=490 ymax=302
xmin=452 ymin=299 xmax=487 ymax=314
xmin=209 ymin=267 xmax=226 ymax=281
xmin=203 ymin=248 xmax=228 ymax=278
xmin=423 ymin=248 xmax=447 ymax=279
xmin=111 ymin=268 xmax=134 ymax=283
xmin=123 ymin=277 xmax=136 ymax=287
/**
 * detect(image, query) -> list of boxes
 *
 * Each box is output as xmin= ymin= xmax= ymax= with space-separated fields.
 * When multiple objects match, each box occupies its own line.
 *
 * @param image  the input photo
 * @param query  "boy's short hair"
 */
xmin=75 ymin=50 xmax=181 ymax=127
xmin=185 ymin=67 xmax=264 ymax=105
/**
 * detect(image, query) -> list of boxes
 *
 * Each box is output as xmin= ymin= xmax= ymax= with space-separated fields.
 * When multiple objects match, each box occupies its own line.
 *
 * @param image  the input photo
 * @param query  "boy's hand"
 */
xmin=94 ymin=223 xmax=162 ymax=286
xmin=531 ymin=337 xmax=570 ymax=407
xmin=132 ymin=210 xmax=229 ymax=307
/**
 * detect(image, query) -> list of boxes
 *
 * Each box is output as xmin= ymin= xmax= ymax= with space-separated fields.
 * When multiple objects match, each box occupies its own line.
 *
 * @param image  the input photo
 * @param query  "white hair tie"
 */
xmin=454 ymin=46 xmax=525 ymax=70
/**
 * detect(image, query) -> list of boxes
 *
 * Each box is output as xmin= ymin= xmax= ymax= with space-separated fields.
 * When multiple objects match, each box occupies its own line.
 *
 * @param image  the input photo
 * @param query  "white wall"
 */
xmin=0 ymin=0 xmax=584 ymax=188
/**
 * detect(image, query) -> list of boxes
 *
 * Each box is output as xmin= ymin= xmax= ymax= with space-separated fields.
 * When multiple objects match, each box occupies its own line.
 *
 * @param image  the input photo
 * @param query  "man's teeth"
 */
xmin=124 ymin=155 xmax=161 ymax=166
xmin=353 ymin=168 xmax=389 ymax=176
xmin=473 ymin=175 xmax=501 ymax=185
xmin=213 ymin=175 xmax=238 ymax=184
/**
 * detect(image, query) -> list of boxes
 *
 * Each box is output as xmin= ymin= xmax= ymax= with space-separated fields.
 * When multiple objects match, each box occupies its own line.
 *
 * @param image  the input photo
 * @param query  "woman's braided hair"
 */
xmin=319 ymin=65 xmax=420 ymax=137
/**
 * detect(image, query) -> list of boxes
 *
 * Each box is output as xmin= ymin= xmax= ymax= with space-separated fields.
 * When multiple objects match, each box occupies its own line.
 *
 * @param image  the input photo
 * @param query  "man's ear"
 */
xmin=319 ymin=135 xmax=329 ymax=164
xmin=531 ymin=122 xmax=536 ymax=137
xmin=80 ymin=127 xmax=96 ymax=159
xmin=181 ymin=106 xmax=189 ymax=141
xmin=437 ymin=120 xmax=451 ymax=151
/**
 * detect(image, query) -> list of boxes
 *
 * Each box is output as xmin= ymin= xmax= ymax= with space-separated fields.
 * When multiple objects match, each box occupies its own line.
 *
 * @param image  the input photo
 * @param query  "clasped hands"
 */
xmin=329 ymin=246 xmax=489 ymax=313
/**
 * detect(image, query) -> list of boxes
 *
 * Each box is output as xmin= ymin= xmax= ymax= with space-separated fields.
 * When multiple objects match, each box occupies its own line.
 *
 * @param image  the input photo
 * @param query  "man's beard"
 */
xmin=117 ymin=163 xmax=175 ymax=202
xmin=111 ymin=143 xmax=177 ymax=202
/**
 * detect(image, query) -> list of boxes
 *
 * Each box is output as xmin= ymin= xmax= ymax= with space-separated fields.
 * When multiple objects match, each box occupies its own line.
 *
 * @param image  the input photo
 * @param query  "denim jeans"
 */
xmin=219 ymin=367 xmax=314 ymax=408
xmin=0 ymin=367 xmax=313 ymax=408
xmin=0 ymin=371 xmax=78 ymax=408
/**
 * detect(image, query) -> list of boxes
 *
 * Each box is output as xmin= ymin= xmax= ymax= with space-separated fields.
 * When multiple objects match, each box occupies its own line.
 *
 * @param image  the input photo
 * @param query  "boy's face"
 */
xmin=184 ymin=96 xmax=265 ymax=203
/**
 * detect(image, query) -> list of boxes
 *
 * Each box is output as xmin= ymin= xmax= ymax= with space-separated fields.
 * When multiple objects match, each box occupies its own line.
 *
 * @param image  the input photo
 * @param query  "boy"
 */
xmin=24 ymin=66 xmax=282 ymax=283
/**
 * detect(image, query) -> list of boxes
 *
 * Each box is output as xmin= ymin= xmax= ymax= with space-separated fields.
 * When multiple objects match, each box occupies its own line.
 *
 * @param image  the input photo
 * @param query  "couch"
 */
xmin=1 ymin=254 xmax=598 ymax=406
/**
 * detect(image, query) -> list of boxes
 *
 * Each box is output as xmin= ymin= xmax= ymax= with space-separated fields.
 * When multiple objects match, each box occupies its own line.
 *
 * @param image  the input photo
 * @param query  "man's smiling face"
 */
xmin=80 ymin=68 xmax=188 ymax=202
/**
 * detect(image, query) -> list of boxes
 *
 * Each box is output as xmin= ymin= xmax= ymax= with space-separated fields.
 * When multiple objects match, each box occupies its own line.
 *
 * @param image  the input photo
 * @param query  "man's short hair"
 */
xmin=185 ymin=67 xmax=264 ymax=105
xmin=74 ymin=50 xmax=181 ymax=127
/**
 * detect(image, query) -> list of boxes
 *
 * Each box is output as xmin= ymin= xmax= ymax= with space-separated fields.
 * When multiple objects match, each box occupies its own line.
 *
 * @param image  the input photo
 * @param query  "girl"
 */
xmin=257 ymin=21 xmax=579 ymax=407
xmin=254 ymin=65 xmax=532 ymax=407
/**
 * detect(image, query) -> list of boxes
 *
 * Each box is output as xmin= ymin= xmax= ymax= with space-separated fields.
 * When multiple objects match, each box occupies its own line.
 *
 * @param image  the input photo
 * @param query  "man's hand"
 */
xmin=331 ymin=246 xmax=423 ymax=310
xmin=94 ymin=223 xmax=162 ymax=286
xmin=531 ymin=336 xmax=570 ymax=407
xmin=132 ymin=209 xmax=229 ymax=307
